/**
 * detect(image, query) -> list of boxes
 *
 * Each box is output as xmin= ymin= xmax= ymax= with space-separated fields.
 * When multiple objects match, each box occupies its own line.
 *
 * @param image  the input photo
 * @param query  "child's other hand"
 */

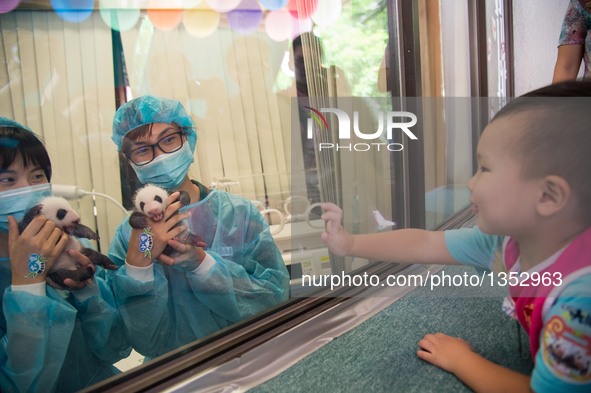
xmin=416 ymin=332 xmax=474 ymax=373
xmin=320 ymin=203 xmax=354 ymax=256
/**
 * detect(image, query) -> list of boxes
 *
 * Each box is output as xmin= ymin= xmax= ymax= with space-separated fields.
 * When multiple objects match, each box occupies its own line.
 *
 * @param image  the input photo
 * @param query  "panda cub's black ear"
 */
xmin=18 ymin=204 xmax=44 ymax=234
xmin=178 ymin=191 xmax=191 ymax=207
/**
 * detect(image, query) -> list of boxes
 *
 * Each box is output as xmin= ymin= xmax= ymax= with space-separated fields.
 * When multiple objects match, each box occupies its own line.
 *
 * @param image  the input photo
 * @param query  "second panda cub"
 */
xmin=19 ymin=197 xmax=119 ymax=288
xmin=129 ymin=185 xmax=207 ymax=257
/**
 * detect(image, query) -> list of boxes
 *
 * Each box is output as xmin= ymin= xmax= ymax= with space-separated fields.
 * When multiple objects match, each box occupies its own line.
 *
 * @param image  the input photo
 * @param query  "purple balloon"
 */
xmin=260 ymin=0 xmax=288 ymax=10
xmin=227 ymin=0 xmax=263 ymax=35
xmin=0 ymin=0 xmax=21 ymax=14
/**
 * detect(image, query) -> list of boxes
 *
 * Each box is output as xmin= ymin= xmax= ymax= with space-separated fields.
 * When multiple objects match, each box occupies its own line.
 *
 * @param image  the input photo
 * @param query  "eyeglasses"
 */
xmin=126 ymin=131 xmax=185 ymax=166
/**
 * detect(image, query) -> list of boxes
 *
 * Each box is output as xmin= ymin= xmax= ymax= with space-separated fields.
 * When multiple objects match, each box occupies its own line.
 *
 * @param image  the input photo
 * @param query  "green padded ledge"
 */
xmin=251 ymin=265 xmax=533 ymax=392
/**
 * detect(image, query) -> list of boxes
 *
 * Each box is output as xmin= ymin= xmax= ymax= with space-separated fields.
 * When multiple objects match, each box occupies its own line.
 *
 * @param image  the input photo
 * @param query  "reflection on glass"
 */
xmin=0 ymin=1 xmax=392 ymax=380
xmin=107 ymin=96 xmax=289 ymax=361
xmin=0 ymin=119 xmax=131 ymax=392
xmin=485 ymin=0 xmax=510 ymax=114
xmin=0 ymin=0 xmax=491 ymax=388
xmin=422 ymin=0 xmax=474 ymax=229
xmin=108 ymin=183 xmax=290 ymax=359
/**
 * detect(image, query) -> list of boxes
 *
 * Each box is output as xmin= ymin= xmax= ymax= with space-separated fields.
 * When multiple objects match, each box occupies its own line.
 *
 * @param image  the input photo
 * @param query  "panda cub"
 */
xmin=19 ymin=196 xmax=118 ymax=288
xmin=129 ymin=184 xmax=206 ymax=257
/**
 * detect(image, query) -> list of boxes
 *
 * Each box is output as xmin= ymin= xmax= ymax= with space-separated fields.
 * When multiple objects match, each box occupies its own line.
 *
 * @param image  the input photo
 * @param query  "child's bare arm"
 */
xmin=418 ymin=332 xmax=532 ymax=393
xmin=320 ymin=203 xmax=458 ymax=265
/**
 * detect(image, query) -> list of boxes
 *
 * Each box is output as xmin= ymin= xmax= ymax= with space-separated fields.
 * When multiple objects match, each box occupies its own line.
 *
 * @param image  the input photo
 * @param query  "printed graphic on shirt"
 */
xmin=523 ymin=303 xmax=535 ymax=328
xmin=542 ymin=315 xmax=591 ymax=383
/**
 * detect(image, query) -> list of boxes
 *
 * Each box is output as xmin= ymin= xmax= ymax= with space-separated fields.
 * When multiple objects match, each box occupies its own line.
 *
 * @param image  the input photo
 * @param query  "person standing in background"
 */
xmin=553 ymin=0 xmax=591 ymax=82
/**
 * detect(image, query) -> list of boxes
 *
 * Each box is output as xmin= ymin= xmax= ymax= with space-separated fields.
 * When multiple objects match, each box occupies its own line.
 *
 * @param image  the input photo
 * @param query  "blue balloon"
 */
xmin=50 ymin=0 xmax=94 ymax=23
xmin=260 ymin=0 xmax=288 ymax=11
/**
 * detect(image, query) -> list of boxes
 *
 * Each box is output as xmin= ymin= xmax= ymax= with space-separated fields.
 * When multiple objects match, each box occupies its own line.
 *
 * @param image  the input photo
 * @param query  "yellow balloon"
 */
xmin=183 ymin=8 xmax=220 ymax=38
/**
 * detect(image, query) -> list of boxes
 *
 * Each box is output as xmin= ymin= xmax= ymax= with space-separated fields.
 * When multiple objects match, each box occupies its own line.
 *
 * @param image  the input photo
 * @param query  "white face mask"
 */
xmin=0 ymin=183 xmax=52 ymax=232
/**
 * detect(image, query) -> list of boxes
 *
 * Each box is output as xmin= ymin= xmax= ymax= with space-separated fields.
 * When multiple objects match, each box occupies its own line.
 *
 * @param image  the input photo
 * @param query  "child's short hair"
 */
xmin=492 ymin=81 xmax=591 ymax=221
xmin=0 ymin=123 xmax=52 ymax=181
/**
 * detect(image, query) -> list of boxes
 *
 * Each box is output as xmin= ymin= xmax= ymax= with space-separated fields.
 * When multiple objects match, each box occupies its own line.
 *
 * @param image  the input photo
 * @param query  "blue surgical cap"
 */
xmin=0 ymin=117 xmax=36 ymax=148
xmin=0 ymin=117 xmax=34 ymax=133
xmin=111 ymin=96 xmax=197 ymax=153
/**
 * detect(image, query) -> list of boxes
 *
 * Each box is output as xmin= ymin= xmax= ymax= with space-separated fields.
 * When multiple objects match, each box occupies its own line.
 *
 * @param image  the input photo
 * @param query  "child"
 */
xmin=320 ymin=81 xmax=591 ymax=392
xmin=0 ymin=117 xmax=131 ymax=392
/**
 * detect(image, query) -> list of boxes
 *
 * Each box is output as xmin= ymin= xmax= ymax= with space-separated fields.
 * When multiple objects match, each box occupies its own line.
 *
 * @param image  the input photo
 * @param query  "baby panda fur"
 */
xmin=129 ymin=184 xmax=206 ymax=257
xmin=18 ymin=196 xmax=118 ymax=288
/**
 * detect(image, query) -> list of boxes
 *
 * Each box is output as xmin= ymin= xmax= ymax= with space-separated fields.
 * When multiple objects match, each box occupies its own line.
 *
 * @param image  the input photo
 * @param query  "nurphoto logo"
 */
xmin=304 ymin=106 xmax=418 ymax=152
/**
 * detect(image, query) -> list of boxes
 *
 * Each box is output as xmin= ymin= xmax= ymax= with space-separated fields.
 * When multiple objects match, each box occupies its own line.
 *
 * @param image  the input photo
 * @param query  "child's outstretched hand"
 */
xmin=416 ymin=332 xmax=474 ymax=373
xmin=320 ymin=203 xmax=354 ymax=256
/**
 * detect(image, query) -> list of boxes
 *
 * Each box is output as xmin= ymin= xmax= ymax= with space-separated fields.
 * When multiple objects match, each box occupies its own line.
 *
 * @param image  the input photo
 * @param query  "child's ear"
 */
xmin=537 ymin=175 xmax=570 ymax=217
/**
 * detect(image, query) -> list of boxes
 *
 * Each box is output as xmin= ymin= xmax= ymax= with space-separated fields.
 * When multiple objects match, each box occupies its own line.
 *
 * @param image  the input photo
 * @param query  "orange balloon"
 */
xmin=147 ymin=9 xmax=184 ymax=31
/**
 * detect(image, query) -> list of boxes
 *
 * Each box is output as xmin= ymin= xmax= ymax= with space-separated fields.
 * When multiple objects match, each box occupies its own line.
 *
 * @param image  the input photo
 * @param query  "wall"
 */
xmin=513 ymin=0 xmax=576 ymax=95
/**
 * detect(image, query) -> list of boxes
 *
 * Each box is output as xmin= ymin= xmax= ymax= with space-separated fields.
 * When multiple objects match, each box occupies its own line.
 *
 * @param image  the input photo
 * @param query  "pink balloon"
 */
xmin=0 ymin=0 xmax=21 ymax=14
xmin=265 ymin=10 xmax=292 ymax=42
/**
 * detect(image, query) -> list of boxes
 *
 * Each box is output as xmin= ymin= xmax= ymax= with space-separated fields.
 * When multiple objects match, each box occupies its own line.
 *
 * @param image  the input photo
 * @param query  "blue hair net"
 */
xmin=0 ymin=117 xmax=34 ymax=133
xmin=111 ymin=96 xmax=197 ymax=153
xmin=0 ymin=117 xmax=36 ymax=148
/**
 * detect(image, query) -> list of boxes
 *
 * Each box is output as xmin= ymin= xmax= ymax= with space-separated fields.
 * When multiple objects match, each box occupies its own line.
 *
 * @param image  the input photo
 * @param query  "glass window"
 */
xmin=0 ymin=0 xmax=509 ymax=390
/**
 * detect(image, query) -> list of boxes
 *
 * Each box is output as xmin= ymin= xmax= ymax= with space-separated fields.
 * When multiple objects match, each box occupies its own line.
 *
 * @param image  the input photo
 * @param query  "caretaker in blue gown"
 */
xmin=109 ymin=96 xmax=289 ymax=358
xmin=0 ymin=117 xmax=131 ymax=393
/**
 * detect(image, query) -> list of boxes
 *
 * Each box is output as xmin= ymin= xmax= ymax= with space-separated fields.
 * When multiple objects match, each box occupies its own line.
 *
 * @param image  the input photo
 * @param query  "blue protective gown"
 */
xmin=109 ymin=183 xmax=289 ymax=358
xmin=0 ymin=261 xmax=131 ymax=393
